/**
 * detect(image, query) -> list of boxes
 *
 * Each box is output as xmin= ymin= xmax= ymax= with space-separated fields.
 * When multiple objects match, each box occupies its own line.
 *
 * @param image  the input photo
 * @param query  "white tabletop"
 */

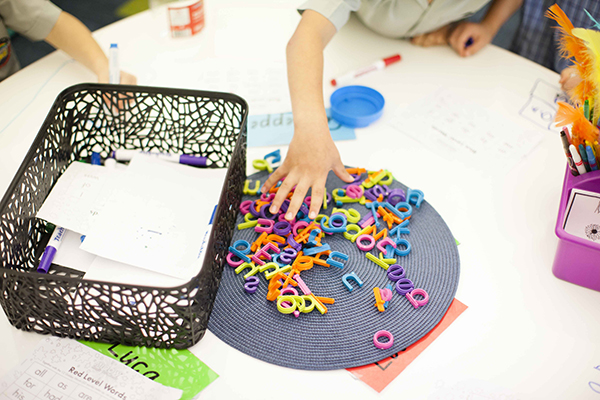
xmin=1 ymin=1 xmax=599 ymax=399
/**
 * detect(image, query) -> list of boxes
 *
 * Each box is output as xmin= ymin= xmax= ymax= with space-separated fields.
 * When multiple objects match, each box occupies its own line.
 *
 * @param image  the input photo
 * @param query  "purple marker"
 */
xmin=111 ymin=149 xmax=207 ymax=167
xmin=38 ymin=226 xmax=66 ymax=273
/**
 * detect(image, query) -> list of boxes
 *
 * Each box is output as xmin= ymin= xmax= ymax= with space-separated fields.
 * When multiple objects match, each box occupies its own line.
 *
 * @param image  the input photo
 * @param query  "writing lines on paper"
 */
xmin=388 ymin=87 xmax=544 ymax=173
xmin=519 ymin=78 xmax=568 ymax=131
xmin=153 ymin=58 xmax=291 ymax=115
xmin=80 ymin=341 xmax=219 ymax=399
xmin=36 ymin=162 xmax=120 ymax=235
xmin=0 ymin=337 xmax=182 ymax=400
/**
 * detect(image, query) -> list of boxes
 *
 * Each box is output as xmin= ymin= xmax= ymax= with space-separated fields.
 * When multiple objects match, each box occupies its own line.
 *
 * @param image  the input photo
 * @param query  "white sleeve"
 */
xmin=0 ymin=0 xmax=62 ymax=41
xmin=298 ymin=0 xmax=361 ymax=31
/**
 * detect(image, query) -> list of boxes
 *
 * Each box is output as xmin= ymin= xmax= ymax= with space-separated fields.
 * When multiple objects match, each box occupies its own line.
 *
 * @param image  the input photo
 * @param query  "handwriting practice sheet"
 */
xmin=0 ymin=337 xmax=182 ymax=400
xmin=80 ymin=155 xmax=226 ymax=280
xmin=36 ymin=162 xmax=121 ymax=235
xmin=389 ymin=88 xmax=544 ymax=172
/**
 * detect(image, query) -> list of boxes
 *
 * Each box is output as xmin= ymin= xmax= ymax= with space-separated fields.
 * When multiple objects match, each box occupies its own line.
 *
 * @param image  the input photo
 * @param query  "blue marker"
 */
xmin=465 ymin=37 xmax=474 ymax=48
xmin=38 ymin=226 xmax=66 ymax=273
xmin=579 ymin=143 xmax=591 ymax=172
xmin=586 ymin=145 xmax=598 ymax=170
xmin=109 ymin=43 xmax=120 ymax=84
xmin=91 ymin=152 xmax=101 ymax=165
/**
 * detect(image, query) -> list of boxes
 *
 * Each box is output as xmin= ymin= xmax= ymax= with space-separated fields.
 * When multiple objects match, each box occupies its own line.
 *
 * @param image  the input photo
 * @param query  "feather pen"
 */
xmin=555 ymin=101 xmax=599 ymax=146
xmin=546 ymin=4 xmax=592 ymax=104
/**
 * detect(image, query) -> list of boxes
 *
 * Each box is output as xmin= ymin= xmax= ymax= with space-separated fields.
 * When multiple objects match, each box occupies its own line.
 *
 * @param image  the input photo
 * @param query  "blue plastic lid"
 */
xmin=330 ymin=85 xmax=385 ymax=128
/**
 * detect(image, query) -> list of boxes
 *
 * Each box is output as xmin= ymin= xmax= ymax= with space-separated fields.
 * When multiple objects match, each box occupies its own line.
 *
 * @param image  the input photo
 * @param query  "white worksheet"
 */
xmin=80 ymin=155 xmax=226 ymax=280
xmin=83 ymin=257 xmax=188 ymax=287
xmin=388 ymin=87 xmax=545 ymax=172
xmin=151 ymin=57 xmax=291 ymax=115
xmin=36 ymin=162 xmax=121 ymax=235
xmin=563 ymin=188 xmax=600 ymax=242
xmin=0 ymin=337 xmax=182 ymax=400
xmin=52 ymin=229 xmax=96 ymax=273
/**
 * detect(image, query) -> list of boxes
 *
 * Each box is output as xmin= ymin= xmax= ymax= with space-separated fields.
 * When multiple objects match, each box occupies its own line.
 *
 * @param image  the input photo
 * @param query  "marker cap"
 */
xmin=38 ymin=247 xmax=57 ymax=273
xmin=180 ymin=154 xmax=208 ymax=167
xmin=383 ymin=54 xmax=401 ymax=66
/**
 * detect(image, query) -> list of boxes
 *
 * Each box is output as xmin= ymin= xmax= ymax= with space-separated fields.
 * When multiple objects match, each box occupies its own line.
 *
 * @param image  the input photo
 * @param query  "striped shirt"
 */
xmin=512 ymin=0 xmax=600 ymax=73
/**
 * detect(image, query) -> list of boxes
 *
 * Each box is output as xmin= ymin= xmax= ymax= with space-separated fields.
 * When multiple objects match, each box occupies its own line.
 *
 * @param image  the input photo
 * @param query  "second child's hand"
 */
xmin=262 ymin=120 xmax=353 ymax=221
xmin=264 ymin=10 xmax=352 ymax=221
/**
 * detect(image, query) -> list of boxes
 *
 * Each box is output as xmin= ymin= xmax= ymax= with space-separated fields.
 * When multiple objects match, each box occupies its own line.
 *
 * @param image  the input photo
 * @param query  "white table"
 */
xmin=1 ymin=1 xmax=599 ymax=399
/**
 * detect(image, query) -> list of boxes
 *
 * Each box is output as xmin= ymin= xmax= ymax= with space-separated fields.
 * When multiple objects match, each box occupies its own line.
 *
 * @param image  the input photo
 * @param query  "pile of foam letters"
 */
xmin=227 ymin=150 xmax=430 ymax=321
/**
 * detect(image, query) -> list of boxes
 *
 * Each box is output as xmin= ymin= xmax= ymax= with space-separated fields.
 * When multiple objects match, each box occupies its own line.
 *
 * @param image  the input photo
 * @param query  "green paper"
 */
xmin=80 ymin=341 xmax=218 ymax=400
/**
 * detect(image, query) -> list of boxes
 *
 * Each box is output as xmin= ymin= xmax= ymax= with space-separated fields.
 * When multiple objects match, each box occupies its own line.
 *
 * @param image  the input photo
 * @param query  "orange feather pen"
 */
xmin=555 ymin=101 xmax=599 ymax=147
xmin=546 ymin=4 xmax=594 ymax=105
xmin=548 ymin=4 xmax=600 ymax=145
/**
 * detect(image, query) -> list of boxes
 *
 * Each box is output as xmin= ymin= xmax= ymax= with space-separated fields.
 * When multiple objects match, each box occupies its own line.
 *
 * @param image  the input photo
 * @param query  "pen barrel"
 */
xmin=180 ymin=154 xmax=208 ymax=167
xmin=332 ymin=60 xmax=385 ymax=86
xmin=37 ymin=226 xmax=65 ymax=273
xmin=564 ymin=150 xmax=579 ymax=176
xmin=48 ymin=226 xmax=66 ymax=248
xmin=113 ymin=149 xmax=207 ymax=166
xmin=570 ymin=144 xmax=587 ymax=175
xmin=353 ymin=60 xmax=385 ymax=79
xmin=109 ymin=44 xmax=120 ymax=84
xmin=587 ymin=146 xmax=598 ymax=170
xmin=37 ymin=247 xmax=57 ymax=273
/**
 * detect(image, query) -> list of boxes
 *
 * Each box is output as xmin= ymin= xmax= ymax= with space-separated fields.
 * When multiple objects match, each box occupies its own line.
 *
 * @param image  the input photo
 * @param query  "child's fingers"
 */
xmin=285 ymin=182 xmax=310 ymax=221
xmin=265 ymin=168 xmax=288 ymax=214
xmin=308 ymin=181 xmax=326 ymax=220
xmin=464 ymin=37 xmax=485 ymax=57
xmin=410 ymin=35 xmax=425 ymax=46
xmin=334 ymin=162 xmax=354 ymax=183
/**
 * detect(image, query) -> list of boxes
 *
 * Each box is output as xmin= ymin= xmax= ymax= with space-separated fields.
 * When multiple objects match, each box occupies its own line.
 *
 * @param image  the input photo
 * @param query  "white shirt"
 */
xmin=299 ymin=0 xmax=490 ymax=38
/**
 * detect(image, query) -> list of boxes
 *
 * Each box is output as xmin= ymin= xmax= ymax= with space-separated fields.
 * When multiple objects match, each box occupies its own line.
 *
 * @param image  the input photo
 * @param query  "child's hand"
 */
xmin=559 ymin=66 xmax=582 ymax=93
xmin=261 ymin=121 xmax=353 ymax=221
xmin=411 ymin=24 xmax=452 ymax=47
xmin=98 ymin=70 xmax=137 ymax=85
xmin=448 ymin=22 xmax=493 ymax=57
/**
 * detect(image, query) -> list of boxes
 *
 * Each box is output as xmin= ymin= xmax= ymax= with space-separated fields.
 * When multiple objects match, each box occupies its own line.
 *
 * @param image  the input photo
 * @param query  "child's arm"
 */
xmin=45 ymin=11 xmax=136 ymax=84
xmin=448 ymin=0 xmax=523 ymax=57
xmin=560 ymin=66 xmax=582 ymax=93
xmin=262 ymin=10 xmax=353 ymax=221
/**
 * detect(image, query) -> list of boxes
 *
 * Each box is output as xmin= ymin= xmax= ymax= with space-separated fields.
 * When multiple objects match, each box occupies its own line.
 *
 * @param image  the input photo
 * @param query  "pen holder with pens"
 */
xmin=0 ymin=84 xmax=248 ymax=348
xmin=553 ymin=166 xmax=600 ymax=292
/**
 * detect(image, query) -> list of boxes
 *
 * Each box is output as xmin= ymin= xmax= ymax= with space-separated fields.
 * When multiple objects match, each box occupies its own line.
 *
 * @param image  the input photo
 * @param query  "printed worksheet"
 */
xmin=80 ymin=155 xmax=226 ymax=280
xmin=36 ymin=162 xmax=121 ymax=235
xmin=519 ymin=78 xmax=568 ymax=131
xmin=150 ymin=57 xmax=291 ymax=115
xmin=388 ymin=87 xmax=544 ymax=172
xmin=563 ymin=189 xmax=600 ymax=242
xmin=0 ymin=337 xmax=182 ymax=400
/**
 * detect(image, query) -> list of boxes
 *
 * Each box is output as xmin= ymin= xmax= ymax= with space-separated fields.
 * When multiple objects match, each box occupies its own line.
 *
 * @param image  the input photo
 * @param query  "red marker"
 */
xmin=331 ymin=54 xmax=401 ymax=87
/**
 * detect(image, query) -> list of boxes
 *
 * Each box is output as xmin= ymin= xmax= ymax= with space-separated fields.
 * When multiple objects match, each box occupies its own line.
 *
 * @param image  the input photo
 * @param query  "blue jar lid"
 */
xmin=330 ymin=85 xmax=385 ymax=128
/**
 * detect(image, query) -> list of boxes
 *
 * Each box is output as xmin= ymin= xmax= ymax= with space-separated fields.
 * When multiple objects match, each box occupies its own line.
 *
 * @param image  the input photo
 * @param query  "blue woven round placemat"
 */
xmin=208 ymin=169 xmax=459 ymax=370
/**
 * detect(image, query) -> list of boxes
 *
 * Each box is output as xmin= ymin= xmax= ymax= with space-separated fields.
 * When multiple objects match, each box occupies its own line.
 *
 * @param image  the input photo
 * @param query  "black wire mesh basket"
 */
xmin=0 ymin=84 xmax=247 ymax=348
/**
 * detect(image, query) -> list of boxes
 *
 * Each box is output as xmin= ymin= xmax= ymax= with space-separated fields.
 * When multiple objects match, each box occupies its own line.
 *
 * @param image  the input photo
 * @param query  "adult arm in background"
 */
xmin=412 ymin=0 xmax=523 ymax=57
xmin=448 ymin=0 xmax=523 ymax=57
xmin=262 ymin=10 xmax=353 ymax=221
xmin=45 ymin=11 xmax=136 ymax=84
xmin=559 ymin=66 xmax=583 ymax=93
